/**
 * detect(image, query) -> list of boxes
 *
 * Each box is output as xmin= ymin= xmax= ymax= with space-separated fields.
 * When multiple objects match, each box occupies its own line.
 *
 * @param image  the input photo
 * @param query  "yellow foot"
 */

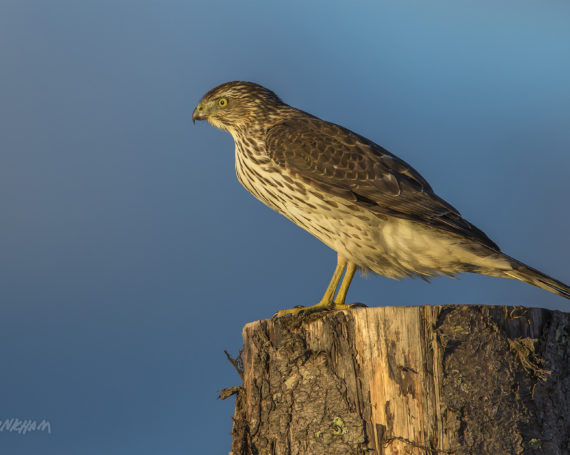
xmin=331 ymin=301 xmax=367 ymax=311
xmin=273 ymin=301 xmax=367 ymax=318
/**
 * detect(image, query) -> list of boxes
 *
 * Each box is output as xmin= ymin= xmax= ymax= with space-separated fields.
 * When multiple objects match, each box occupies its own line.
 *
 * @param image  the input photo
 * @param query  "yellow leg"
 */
xmin=274 ymin=254 xmax=347 ymax=318
xmin=318 ymin=254 xmax=347 ymax=306
xmin=333 ymin=261 xmax=356 ymax=307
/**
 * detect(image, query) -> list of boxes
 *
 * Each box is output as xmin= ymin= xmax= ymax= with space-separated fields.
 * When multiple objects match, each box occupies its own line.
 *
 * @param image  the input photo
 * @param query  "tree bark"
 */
xmin=228 ymin=305 xmax=570 ymax=455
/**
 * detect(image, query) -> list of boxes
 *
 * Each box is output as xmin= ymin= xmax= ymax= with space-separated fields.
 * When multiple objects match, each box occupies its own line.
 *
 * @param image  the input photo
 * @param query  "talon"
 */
xmin=349 ymin=302 xmax=367 ymax=308
xmin=273 ymin=301 xmax=330 ymax=318
xmin=273 ymin=307 xmax=306 ymax=318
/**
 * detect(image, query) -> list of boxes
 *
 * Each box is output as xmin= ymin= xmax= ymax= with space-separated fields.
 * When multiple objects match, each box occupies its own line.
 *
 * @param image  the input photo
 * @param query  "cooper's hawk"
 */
xmin=193 ymin=81 xmax=569 ymax=316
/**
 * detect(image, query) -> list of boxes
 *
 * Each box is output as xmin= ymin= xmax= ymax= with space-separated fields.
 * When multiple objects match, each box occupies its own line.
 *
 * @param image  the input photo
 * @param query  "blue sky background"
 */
xmin=1 ymin=1 xmax=569 ymax=453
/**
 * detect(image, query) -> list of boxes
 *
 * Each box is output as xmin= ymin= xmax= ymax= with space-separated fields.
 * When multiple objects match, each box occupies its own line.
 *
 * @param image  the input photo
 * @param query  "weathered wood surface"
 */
xmin=228 ymin=305 xmax=570 ymax=455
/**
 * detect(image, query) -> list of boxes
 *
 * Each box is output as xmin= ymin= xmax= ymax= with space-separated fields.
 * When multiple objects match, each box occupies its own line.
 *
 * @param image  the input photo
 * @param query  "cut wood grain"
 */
xmin=228 ymin=305 xmax=570 ymax=455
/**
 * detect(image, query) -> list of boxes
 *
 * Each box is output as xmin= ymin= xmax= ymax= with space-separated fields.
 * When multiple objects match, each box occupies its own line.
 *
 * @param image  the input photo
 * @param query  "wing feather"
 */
xmin=266 ymin=117 xmax=499 ymax=250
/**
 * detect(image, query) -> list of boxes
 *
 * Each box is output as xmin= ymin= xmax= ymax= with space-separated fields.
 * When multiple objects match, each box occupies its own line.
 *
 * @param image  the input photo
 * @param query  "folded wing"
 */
xmin=265 ymin=117 xmax=499 ymax=251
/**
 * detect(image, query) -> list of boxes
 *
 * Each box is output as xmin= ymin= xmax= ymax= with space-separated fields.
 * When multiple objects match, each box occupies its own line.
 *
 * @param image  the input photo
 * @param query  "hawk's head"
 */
xmin=192 ymin=81 xmax=285 ymax=133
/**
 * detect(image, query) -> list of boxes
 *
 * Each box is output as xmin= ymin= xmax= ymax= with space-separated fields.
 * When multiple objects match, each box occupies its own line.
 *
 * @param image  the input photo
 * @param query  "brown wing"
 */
xmin=265 ymin=116 xmax=499 ymax=251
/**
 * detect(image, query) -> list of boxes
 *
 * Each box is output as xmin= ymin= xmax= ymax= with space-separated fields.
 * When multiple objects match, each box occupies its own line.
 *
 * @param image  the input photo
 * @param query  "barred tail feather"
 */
xmin=502 ymin=259 xmax=570 ymax=300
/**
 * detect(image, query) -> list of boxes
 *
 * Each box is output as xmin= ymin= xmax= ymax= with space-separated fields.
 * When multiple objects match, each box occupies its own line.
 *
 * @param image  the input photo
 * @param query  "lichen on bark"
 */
xmin=228 ymin=306 xmax=570 ymax=455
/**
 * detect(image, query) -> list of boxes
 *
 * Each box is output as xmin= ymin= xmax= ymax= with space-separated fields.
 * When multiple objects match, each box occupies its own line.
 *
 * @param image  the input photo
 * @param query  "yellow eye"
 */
xmin=218 ymin=97 xmax=228 ymax=108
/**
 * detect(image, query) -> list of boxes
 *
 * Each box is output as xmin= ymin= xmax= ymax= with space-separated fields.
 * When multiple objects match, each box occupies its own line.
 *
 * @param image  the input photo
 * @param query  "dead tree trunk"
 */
xmin=227 ymin=305 xmax=570 ymax=455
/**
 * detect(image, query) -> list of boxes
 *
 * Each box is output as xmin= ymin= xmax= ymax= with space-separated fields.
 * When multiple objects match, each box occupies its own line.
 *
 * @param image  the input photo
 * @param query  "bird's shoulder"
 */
xmin=265 ymin=114 xmax=442 ymax=205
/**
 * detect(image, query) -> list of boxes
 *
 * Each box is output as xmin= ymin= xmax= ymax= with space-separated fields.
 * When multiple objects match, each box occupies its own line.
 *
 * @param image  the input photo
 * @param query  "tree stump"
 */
xmin=227 ymin=305 xmax=570 ymax=455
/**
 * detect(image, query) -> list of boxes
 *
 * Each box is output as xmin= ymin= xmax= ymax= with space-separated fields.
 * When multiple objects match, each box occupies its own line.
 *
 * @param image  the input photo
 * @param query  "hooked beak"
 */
xmin=192 ymin=103 xmax=206 ymax=124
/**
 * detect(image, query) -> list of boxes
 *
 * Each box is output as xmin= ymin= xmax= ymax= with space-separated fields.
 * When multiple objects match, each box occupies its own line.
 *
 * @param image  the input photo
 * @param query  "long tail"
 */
xmin=500 ymin=256 xmax=570 ymax=299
